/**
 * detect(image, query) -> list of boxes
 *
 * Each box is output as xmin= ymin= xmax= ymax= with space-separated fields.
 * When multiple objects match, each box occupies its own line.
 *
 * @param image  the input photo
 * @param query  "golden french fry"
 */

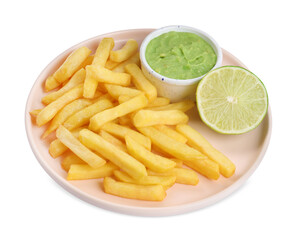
xmin=100 ymin=130 xmax=127 ymax=152
xmin=132 ymin=110 xmax=188 ymax=127
xmin=95 ymin=82 xmax=107 ymax=93
xmin=105 ymin=59 xmax=120 ymax=70
xmin=83 ymin=67 xmax=98 ymax=99
xmin=118 ymin=115 xmax=134 ymax=127
xmin=176 ymin=124 xmax=235 ymax=178
xmin=53 ymin=46 xmax=91 ymax=84
xmin=83 ymin=38 xmax=115 ymax=98
xmin=89 ymin=94 xmax=148 ymax=131
xmin=146 ymin=97 xmax=170 ymax=108
xmin=30 ymin=109 xmax=42 ymax=117
xmin=125 ymin=63 xmax=157 ymax=102
xmin=114 ymin=170 xmax=176 ymax=189
xmin=117 ymin=95 xmax=132 ymax=104
xmin=45 ymin=75 xmax=60 ymax=92
xmin=42 ymin=68 xmax=86 ymax=105
xmin=78 ymin=55 xmax=94 ymax=69
xmin=36 ymin=84 xmax=83 ymax=126
xmin=79 ymin=129 xmax=147 ymax=179
xmin=93 ymin=38 xmax=115 ymax=66
xmin=147 ymin=100 xmax=195 ymax=112
xmin=183 ymin=160 xmax=220 ymax=180
xmin=42 ymin=98 xmax=93 ymax=138
xmin=154 ymin=125 xmax=187 ymax=144
xmin=103 ymin=177 xmax=166 ymax=201
xmin=138 ymin=126 xmax=219 ymax=179
xmin=148 ymin=167 xmax=199 ymax=185
xmin=63 ymin=97 xmax=113 ymax=130
xmin=137 ymin=126 xmax=206 ymax=161
xmin=49 ymin=128 xmax=84 ymax=158
xmin=125 ymin=135 xmax=176 ymax=172
xmin=110 ymin=39 xmax=138 ymax=62
xmin=112 ymin=52 xmax=140 ymax=73
xmin=85 ymin=65 xmax=131 ymax=86
xmin=101 ymin=122 xmax=151 ymax=150
xmin=61 ymin=152 xmax=86 ymax=172
xmin=56 ymin=125 xmax=106 ymax=168
xmin=67 ymin=162 xmax=118 ymax=180
xmin=169 ymin=158 xmax=183 ymax=167
xmin=49 ymin=139 xmax=69 ymax=158
xmin=105 ymin=84 xmax=141 ymax=100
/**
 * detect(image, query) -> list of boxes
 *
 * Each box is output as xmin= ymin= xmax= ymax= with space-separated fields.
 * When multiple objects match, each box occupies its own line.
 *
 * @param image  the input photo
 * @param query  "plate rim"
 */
xmin=25 ymin=28 xmax=272 ymax=217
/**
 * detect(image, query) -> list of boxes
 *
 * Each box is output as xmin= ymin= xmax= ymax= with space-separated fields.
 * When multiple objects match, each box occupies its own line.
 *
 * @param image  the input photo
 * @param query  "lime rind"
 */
xmin=196 ymin=66 xmax=268 ymax=134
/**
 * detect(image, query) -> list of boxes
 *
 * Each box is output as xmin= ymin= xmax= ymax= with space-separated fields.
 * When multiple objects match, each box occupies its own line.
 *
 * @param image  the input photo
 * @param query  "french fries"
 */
xmin=89 ymin=94 xmax=148 ymax=131
xmin=146 ymin=97 xmax=170 ymax=108
xmin=105 ymin=84 xmax=141 ymax=100
xmin=30 ymin=37 xmax=236 ymax=202
xmin=105 ymin=60 xmax=120 ymax=70
xmin=125 ymin=63 xmax=157 ymax=102
xmin=170 ymin=158 xmax=183 ymax=167
xmin=132 ymin=109 xmax=189 ymax=127
xmin=112 ymin=52 xmax=140 ymax=73
xmin=183 ymin=160 xmax=220 ymax=180
xmin=154 ymin=125 xmax=187 ymax=144
xmin=147 ymin=100 xmax=195 ymax=112
xmin=93 ymin=38 xmax=115 ymax=66
xmin=36 ymin=84 xmax=83 ymax=126
xmin=42 ymin=68 xmax=86 ymax=105
xmin=61 ymin=152 xmax=86 ymax=172
xmin=49 ymin=138 xmax=68 ymax=158
xmin=137 ymin=126 xmax=206 ymax=161
xmin=110 ymin=39 xmax=138 ymax=62
xmin=63 ymin=97 xmax=113 ymax=130
xmin=67 ymin=162 xmax=118 ymax=180
xmin=45 ymin=75 xmax=60 ymax=92
xmin=148 ymin=168 xmax=199 ymax=186
xmin=83 ymin=38 xmax=114 ymax=98
xmin=100 ymin=130 xmax=127 ymax=152
xmin=29 ymin=109 xmax=41 ymax=117
xmin=125 ymin=136 xmax=176 ymax=172
xmin=46 ymin=47 xmax=91 ymax=91
xmin=103 ymin=177 xmax=166 ymax=201
xmin=64 ymin=96 xmax=114 ymax=130
xmin=79 ymin=129 xmax=147 ymax=180
xmin=176 ymin=124 xmax=235 ymax=178
xmin=118 ymin=114 xmax=134 ymax=127
xmin=54 ymin=47 xmax=91 ymax=84
xmin=49 ymin=128 xmax=83 ymax=158
xmin=101 ymin=122 xmax=151 ymax=150
xmin=86 ymin=65 xmax=131 ymax=86
xmin=78 ymin=55 xmax=94 ymax=69
xmin=118 ymin=95 xmax=132 ymax=104
xmin=138 ymin=126 xmax=220 ymax=179
xmin=56 ymin=125 xmax=106 ymax=168
xmin=114 ymin=170 xmax=176 ymax=189
xmin=42 ymin=98 xmax=93 ymax=138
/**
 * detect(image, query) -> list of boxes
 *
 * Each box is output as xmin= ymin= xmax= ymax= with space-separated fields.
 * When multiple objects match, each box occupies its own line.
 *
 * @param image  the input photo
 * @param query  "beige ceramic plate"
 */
xmin=25 ymin=29 xmax=272 ymax=216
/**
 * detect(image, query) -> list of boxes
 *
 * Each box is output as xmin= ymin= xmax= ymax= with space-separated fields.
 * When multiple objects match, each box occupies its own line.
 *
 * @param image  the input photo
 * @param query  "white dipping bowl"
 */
xmin=140 ymin=25 xmax=223 ymax=102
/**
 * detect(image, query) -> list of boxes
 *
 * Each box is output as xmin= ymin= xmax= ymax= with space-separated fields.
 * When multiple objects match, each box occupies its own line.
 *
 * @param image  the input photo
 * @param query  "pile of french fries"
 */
xmin=30 ymin=37 xmax=236 ymax=201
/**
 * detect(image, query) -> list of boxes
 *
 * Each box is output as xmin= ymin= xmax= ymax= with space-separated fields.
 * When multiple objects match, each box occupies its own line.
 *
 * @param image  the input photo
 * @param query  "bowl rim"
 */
xmin=139 ymin=25 xmax=223 ymax=86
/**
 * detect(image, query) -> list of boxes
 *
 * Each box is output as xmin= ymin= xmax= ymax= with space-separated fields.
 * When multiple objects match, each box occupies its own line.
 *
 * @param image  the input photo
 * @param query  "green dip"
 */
xmin=145 ymin=31 xmax=217 ymax=80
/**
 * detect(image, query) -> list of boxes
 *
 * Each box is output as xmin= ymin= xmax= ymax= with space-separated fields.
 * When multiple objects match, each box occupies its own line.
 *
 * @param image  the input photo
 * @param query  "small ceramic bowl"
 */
xmin=140 ymin=25 xmax=223 ymax=102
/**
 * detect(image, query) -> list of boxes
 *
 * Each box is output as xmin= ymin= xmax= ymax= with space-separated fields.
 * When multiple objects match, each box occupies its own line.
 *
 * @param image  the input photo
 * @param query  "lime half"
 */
xmin=196 ymin=66 xmax=268 ymax=134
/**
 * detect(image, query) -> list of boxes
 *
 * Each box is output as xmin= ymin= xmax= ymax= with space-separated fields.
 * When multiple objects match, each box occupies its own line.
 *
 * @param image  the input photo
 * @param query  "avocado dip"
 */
xmin=145 ymin=31 xmax=217 ymax=80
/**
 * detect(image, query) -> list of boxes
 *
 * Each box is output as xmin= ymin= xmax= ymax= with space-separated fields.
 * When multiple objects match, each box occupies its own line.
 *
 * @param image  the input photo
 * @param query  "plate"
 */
xmin=25 ymin=29 xmax=272 ymax=216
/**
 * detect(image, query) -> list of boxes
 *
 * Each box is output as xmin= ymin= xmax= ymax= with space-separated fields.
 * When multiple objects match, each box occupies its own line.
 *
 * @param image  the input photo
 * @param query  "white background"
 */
xmin=1 ymin=0 xmax=299 ymax=239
